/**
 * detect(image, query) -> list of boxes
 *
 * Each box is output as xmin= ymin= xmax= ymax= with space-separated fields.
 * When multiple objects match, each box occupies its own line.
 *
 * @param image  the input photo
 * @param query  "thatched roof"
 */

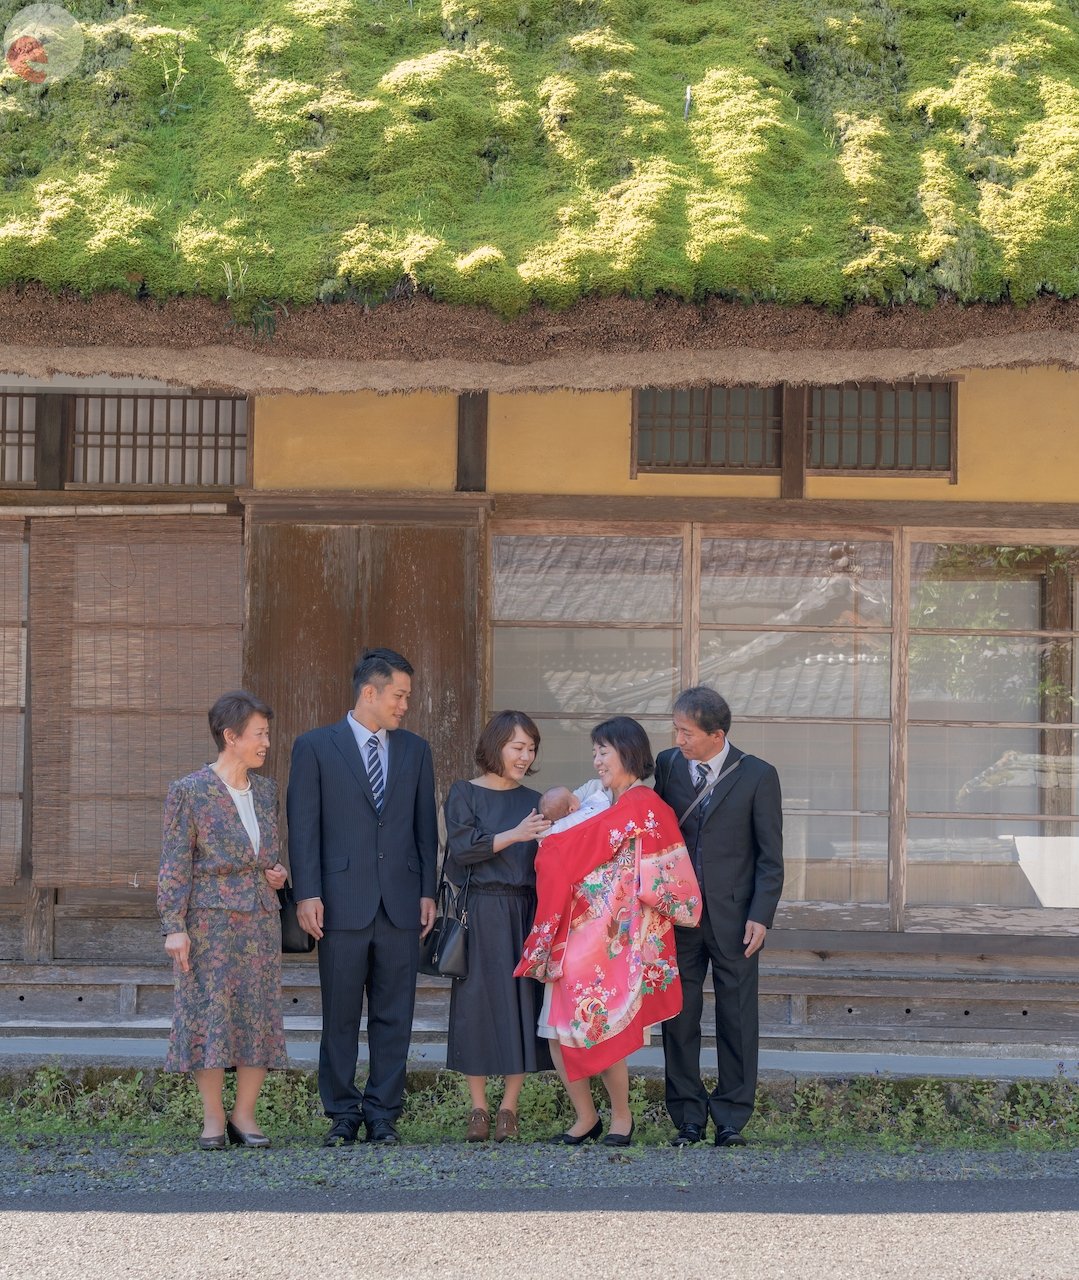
xmin=3 ymin=1 xmax=1079 ymax=391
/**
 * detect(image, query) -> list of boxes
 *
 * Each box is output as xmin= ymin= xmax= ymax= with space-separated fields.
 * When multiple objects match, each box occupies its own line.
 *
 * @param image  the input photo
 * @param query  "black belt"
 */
xmin=467 ymin=884 xmax=535 ymax=898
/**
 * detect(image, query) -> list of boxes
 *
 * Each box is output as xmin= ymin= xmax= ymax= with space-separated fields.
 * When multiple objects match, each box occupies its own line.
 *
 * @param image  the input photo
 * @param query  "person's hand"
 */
xmin=420 ymin=896 xmax=436 ymax=938
xmin=743 ymin=920 xmax=767 ymax=958
xmin=164 ymin=931 xmax=191 ymax=973
xmin=515 ymin=809 xmax=551 ymax=841
xmin=264 ymin=862 xmax=287 ymax=891
xmin=297 ymin=897 xmax=325 ymax=940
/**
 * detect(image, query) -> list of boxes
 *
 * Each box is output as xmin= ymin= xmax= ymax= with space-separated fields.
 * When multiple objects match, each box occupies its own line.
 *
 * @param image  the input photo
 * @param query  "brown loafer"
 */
xmin=465 ymin=1108 xmax=491 ymax=1142
xmin=494 ymin=1109 xmax=519 ymax=1142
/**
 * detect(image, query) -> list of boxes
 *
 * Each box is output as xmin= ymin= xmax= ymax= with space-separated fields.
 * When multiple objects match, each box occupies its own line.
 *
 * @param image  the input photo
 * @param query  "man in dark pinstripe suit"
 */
xmin=288 ymin=648 xmax=438 ymax=1146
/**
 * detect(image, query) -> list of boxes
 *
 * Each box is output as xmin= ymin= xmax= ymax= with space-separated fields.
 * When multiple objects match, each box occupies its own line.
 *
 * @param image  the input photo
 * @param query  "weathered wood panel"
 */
xmin=245 ymin=518 xmax=482 ymax=816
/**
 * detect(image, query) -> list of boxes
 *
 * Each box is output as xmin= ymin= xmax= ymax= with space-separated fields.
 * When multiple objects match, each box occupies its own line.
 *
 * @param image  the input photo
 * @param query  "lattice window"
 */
xmin=71 ymin=394 xmax=248 ymax=486
xmin=0 ymin=393 xmax=36 ymax=485
xmin=29 ymin=517 xmax=243 ymax=889
xmin=634 ymin=386 xmax=782 ymax=473
xmin=809 ymin=382 xmax=954 ymax=474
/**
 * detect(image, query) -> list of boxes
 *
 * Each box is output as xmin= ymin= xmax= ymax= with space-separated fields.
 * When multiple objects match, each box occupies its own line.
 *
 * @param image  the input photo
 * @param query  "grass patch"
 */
xmin=2 ymin=1063 xmax=1079 ymax=1149
xmin=1 ymin=1 xmax=1078 ymax=312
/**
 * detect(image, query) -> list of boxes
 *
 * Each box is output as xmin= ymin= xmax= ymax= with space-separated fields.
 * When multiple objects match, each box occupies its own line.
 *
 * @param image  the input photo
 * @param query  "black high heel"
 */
xmin=550 ymin=1118 xmax=603 ymax=1145
xmin=226 ymin=1118 xmax=271 ymax=1148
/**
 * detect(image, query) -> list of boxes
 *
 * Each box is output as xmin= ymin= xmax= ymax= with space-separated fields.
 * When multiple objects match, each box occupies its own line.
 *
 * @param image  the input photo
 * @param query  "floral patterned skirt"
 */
xmin=166 ymin=906 xmax=287 ymax=1072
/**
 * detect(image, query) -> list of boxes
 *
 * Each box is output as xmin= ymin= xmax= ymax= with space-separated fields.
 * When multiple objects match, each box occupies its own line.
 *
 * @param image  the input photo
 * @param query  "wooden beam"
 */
xmin=456 ymin=390 xmax=488 ymax=492
xmin=781 ymin=384 xmax=807 ymax=498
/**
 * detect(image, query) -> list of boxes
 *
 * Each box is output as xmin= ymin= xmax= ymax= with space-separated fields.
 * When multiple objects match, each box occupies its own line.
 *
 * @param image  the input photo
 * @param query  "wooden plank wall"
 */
xmin=244 ymin=518 xmax=483 ymax=823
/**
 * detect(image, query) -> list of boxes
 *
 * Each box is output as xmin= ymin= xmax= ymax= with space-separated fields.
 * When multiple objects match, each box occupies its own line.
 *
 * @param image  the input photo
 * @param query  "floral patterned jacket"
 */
xmin=158 ymin=766 xmax=281 ymax=934
xmin=515 ymin=784 xmax=701 ymax=1081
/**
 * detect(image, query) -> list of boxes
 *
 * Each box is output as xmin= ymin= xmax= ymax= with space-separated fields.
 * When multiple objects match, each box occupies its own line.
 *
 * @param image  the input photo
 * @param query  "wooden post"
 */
xmin=35 ymin=393 xmax=72 ymax=491
xmin=780 ymin=384 xmax=808 ymax=499
xmin=456 ymin=392 xmax=488 ymax=492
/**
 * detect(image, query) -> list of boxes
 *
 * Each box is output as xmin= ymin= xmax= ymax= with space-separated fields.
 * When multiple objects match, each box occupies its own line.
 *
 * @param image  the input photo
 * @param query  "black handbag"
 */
xmin=418 ymin=869 xmax=470 ymax=979
xmin=278 ymin=881 xmax=316 ymax=954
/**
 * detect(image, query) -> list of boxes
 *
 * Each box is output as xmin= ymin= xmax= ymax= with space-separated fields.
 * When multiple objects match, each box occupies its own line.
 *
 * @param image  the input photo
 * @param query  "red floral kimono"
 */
xmin=514 ymin=785 xmax=702 ymax=1081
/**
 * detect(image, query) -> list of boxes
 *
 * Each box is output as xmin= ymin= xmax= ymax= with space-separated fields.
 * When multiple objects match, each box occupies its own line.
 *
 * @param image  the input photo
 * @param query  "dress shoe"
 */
xmin=466 ymin=1108 xmax=491 ymax=1142
xmin=197 ymin=1132 xmax=227 ymax=1150
xmin=670 ymin=1123 xmax=705 ymax=1147
xmin=550 ymin=1118 xmax=603 ymax=1145
xmin=366 ymin=1119 xmax=401 ymax=1145
xmin=323 ymin=1118 xmax=359 ymax=1147
xmin=493 ymin=1109 xmax=519 ymax=1142
xmin=226 ymin=1119 xmax=270 ymax=1148
xmin=714 ymin=1125 xmax=748 ymax=1148
xmin=602 ymin=1119 xmax=635 ymax=1148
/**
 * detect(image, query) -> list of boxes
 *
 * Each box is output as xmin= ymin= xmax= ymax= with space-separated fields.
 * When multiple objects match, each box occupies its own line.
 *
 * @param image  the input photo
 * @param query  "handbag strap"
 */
xmin=678 ymin=758 xmax=741 ymax=826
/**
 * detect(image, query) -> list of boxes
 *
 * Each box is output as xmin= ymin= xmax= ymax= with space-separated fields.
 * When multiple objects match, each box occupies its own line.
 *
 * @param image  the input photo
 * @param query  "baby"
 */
xmin=538 ymin=784 xmax=611 ymax=838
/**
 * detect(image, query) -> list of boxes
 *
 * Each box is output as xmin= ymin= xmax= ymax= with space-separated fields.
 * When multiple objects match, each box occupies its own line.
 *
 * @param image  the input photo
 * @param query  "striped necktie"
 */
xmin=695 ymin=762 xmax=711 ymax=811
xmin=366 ymin=737 xmax=385 ymax=811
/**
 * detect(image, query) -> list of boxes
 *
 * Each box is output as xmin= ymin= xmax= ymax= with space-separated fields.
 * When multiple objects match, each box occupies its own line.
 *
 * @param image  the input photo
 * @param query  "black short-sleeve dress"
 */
xmin=443 ymin=780 xmax=553 ymax=1076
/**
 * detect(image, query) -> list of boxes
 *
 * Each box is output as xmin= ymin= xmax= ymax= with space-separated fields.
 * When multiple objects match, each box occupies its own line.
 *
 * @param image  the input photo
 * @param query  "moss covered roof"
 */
xmin=2 ymin=0 xmax=1079 ymax=315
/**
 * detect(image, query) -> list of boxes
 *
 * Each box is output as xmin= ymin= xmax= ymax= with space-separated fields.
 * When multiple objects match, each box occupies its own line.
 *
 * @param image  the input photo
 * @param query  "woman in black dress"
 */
xmin=444 ymin=710 xmax=552 ymax=1141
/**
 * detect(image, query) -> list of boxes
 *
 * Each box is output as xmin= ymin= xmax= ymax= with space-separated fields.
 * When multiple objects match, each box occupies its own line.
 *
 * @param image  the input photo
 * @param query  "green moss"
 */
xmin=1 ymin=0 xmax=1078 ymax=311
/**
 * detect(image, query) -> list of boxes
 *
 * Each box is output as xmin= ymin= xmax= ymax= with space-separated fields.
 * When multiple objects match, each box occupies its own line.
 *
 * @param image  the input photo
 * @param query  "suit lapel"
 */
xmin=204 ymin=767 xmax=256 ymax=853
xmin=382 ymin=730 xmax=405 ymax=810
xmin=701 ymin=746 xmax=745 ymax=822
xmin=331 ymin=717 xmax=378 ymax=811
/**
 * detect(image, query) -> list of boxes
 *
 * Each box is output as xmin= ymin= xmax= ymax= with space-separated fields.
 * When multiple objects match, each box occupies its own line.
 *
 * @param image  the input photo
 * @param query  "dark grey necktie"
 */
xmin=694 ymin=762 xmax=711 ymax=814
xmin=366 ymin=737 xmax=385 ymax=811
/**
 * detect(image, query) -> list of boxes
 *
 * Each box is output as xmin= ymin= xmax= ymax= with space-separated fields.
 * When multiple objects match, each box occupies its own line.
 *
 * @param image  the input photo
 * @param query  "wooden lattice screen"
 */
xmin=0 ymin=520 xmax=26 ymax=885
xmin=30 ymin=516 xmax=242 ymax=889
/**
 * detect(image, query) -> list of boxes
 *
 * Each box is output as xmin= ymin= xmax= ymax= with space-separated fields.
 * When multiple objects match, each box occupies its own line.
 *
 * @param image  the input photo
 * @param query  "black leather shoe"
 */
xmin=714 ymin=1126 xmax=748 ymax=1148
xmin=366 ymin=1119 xmax=401 ymax=1145
xmin=197 ymin=1132 xmax=227 ymax=1150
xmin=226 ymin=1119 xmax=271 ymax=1148
xmin=323 ymin=1118 xmax=359 ymax=1147
xmin=602 ymin=1119 xmax=635 ymax=1148
xmin=670 ymin=1123 xmax=705 ymax=1147
xmin=550 ymin=1118 xmax=602 ymax=1145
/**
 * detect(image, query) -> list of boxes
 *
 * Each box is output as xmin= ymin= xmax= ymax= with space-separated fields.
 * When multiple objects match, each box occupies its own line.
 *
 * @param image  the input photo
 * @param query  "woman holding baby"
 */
xmin=443 ymin=710 xmax=553 ymax=1141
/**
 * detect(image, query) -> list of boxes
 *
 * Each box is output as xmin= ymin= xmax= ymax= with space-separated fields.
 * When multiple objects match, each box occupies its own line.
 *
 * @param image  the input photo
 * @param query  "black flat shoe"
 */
xmin=226 ymin=1119 xmax=271 ymax=1148
xmin=603 ymin=1120 xmax=635 ymax=1148
xmin=366 ymin=1119 xmax=401 ymax=1145
xmin=323 ymin=1118 xmax=359 ymax=1147
xmin=671 ymin=1123 xmax=705 ymax=1147
xmin=550 ymin=1118 xmax=603 ymax=1145
xmin=714 ymin=1125 xmax=748 ymax=1148
xmin=197 ymin=1133 xmax=227 ymax=1150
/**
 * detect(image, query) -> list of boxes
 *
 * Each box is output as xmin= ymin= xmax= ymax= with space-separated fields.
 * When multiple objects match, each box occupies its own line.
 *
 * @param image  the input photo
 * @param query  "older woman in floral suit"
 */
xmin=158 ymin=690 xmax=289 ymax=1149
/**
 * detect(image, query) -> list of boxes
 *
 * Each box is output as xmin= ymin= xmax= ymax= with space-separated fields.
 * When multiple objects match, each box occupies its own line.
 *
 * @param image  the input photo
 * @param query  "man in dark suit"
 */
xmin=654 ymin=686 xmax=783 ymax=1148
xmin=288 ymin=648 xmax=438 ymax=1146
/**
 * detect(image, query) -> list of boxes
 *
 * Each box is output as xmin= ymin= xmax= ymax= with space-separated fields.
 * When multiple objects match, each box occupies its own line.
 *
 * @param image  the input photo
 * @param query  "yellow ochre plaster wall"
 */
xmin=488 ymin=368 xmax=1079 ymax=502
xmin=253 ymin=391 xmax=457 ymax=490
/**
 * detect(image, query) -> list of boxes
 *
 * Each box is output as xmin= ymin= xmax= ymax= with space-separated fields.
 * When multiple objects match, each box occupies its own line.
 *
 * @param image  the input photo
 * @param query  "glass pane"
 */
xmin=522 ymin=717 xmax=674 ymax=791
xmin=733 ymin=721 xmax=889 ymax=811
xmin=492 ymin=628 xmax=680 ymax=716
xmin=492 ymin=536 xmax=682 ymax=622
xmin=909 ymin=636 xmax=1076 ymax=722
xmin=700 ymin=538 xmax=892 ymax=627
xmin=909 ymin=543 xmax=1079 ymax=629
xmin=909 ymin=726 xmax=1079 ymax=816
xmin=906 ymin=817 xmax=1079 ymax=908
xmin=784 ymin=813 xmax=888 ymax=903
xmin=700 ymin=631 xmax=890 ymax=718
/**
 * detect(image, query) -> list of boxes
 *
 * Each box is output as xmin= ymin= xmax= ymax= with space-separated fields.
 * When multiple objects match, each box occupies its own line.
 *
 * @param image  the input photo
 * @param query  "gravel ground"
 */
xmin=3 ymin=1138 xmax=1079 ymax=1199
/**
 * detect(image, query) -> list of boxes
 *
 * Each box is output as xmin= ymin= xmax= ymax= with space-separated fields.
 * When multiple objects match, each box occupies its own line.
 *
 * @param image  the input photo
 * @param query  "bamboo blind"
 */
xmin=0 ymin=521 xmax=26 ymax=885
xmin=29 ymin=517 xmax=242 ymax=889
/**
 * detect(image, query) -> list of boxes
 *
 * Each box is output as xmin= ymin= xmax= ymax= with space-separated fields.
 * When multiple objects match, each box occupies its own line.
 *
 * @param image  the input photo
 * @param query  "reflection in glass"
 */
xmin=908 ymin=726 xmax=1079 ymax=816
xmin=733 ymin=721 xmax=889 ymax=811
xmin=906 ymin=817 xmax=1079 ymax=908
xmin=492 ymin=536 xmax=682 ymax=623
xmin=909 ymin=544 xmax=1079 ymax=630
xmin=700 ymin=631 xmax=890 ymax=718
xmin=909 ymin=636 xmax=1075 ymax=722
xmin=492 ymin=629 xmax=680 ymax=716
xmin=700 ymin=538 xmax=891 ymax=627
xmin=782 ymin=812 xmax=887 ymax=903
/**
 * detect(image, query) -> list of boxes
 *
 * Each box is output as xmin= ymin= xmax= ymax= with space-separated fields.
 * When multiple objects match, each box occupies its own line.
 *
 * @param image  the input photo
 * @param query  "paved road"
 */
xmin=2 ymin=1179 xmax=1078 ymax=1279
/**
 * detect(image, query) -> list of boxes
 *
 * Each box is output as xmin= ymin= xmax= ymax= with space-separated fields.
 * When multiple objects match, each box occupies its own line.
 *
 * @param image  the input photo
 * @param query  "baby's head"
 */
xmin=539 ymin=786 xmax=579 ymax=822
